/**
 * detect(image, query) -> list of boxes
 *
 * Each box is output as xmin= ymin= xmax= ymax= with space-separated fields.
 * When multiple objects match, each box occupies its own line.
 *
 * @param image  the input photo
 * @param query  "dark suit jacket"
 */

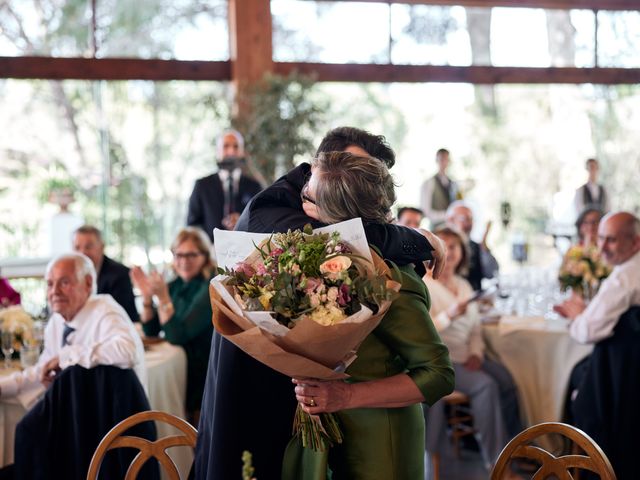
xmin=571 ymin=306 xmax=640 ymax=480
xmin=195 ymin=163 xmax=438 ymax=480
xmin=98 ymin=255 xmax=139 ymax=322
xmin=15 ymin=365 xmax=158 ymax=480
xmin=187 ymin=172 xmax=262 ymax=241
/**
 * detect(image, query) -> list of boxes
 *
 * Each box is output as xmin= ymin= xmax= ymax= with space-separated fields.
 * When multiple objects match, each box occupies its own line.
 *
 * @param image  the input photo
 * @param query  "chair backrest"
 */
xmin=490 ymin=422 xmax=616 ymax=480
xmin=87 ymin=410 xmax=197 ymax=480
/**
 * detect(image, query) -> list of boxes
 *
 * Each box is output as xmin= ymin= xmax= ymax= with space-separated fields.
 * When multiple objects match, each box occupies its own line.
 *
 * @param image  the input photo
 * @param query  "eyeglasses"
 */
xmin=301 ymin=183 xmax=316 ymax=205
xmin=174 ymin=252 xmax=203 ymax=261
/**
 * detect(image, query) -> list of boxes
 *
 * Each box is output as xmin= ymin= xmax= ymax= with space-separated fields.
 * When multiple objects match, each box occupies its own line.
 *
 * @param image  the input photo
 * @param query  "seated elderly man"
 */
xmin=0 ymin=253 xmax=146 ymax=398
xmin=555 ymin=211 xmax=640 ymax=343
xmin=73 ymin=225 xmax=139 ymax=322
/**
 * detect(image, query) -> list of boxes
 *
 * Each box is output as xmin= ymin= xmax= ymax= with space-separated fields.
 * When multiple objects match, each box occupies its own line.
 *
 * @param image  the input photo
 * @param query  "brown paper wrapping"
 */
xmin=209 ymin=249 xmax=400 ymax=381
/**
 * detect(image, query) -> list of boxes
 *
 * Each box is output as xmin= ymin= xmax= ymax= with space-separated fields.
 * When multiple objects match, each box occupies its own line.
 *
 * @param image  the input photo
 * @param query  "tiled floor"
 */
xmin=428 ymin=450 xmax=490 ymax=480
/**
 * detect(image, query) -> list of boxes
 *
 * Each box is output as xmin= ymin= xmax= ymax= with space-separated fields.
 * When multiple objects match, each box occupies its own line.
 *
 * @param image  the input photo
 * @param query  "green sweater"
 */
xmin=142 ymin=274 xmax=213 ymax=411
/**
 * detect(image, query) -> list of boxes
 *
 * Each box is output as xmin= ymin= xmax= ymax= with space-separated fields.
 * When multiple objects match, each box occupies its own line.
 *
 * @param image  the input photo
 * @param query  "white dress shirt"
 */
xmin=570 ymin=250 xmax=640 ymax=344
xmin=0 ymin=294 xmax=146 ymax=397
xmin=423 ymin=275 xmax=484 ymax=364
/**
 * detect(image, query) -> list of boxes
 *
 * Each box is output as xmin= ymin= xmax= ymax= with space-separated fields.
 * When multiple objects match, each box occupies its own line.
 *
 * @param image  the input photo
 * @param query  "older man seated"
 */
xmin=555 ymin=211 xmax=640 ymax=479
xmin=0 ymin=253 xmax=146 ymax=398
xmin=555 ymin=211 xmax=640 ymax=343
xmin=73 ymin=225 xmax=139 ymax=322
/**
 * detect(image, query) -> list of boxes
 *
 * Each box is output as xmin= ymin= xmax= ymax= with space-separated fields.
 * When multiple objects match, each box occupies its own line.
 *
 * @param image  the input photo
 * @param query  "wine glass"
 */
xmin=1 ymin=330 xmax=15 ymax=369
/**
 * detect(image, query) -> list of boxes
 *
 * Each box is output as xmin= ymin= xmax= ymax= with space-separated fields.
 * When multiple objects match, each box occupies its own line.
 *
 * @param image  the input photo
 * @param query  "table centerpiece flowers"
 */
xmin=559 ymin=245 xmax=611 ymax=300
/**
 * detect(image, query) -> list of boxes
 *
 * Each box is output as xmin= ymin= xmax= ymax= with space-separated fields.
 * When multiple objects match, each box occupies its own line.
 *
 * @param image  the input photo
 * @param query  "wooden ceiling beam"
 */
xmin=0 ymin=56 xmax=231 ymax=81
xmin=316 ymin=0 xmax=640 ymax=11
xmin=276 ymin=62 xmax=640 ymax=84
xmin=2 ymin=57 xmax=639 ymax=85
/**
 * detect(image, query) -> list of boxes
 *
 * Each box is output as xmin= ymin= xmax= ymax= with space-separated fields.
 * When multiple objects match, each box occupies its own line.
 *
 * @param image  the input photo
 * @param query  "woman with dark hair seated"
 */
xmin=575 ymin=207 xmax=603 ymax=247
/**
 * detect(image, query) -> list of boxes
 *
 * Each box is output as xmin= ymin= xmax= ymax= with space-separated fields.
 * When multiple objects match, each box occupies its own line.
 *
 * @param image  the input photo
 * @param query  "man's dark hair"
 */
xmin=436 ymin=148 xmax=450 ymax=157
xmin=315 ymin=127 xmax=396 ymax=168
xmin=397 ymin=206 xmax=424 ymax=221
xmin=73 ymin=225 xmax=103 ymax=243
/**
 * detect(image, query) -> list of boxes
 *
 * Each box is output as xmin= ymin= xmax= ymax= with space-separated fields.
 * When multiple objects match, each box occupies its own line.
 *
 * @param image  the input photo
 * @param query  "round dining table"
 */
xmin=482 ymin=315 xmax=593 ymax=450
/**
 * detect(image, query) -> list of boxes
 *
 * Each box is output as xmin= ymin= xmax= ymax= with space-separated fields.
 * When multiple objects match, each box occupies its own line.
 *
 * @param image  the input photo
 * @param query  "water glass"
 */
xmin=1 ymin=331 xmax=15 ymax=369
xmin=20 ymin=344 xmax=40 ymax=369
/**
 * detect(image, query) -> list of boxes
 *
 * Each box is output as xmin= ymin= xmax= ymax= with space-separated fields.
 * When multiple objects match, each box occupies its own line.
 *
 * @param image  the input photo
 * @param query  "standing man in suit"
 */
xmin=72 ymin=225 xmax=139 ymax=322
xmin=420 ymin=148 xmax=460 ymax=228
xmin=187 ymin=129 xmax=262 ymax=239
xmin=574 ymin=158 xmax=610 ymax=217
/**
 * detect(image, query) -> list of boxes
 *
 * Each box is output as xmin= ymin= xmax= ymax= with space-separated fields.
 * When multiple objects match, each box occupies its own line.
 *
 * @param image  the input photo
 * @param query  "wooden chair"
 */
xmin=443 ymin=390 xmax=476 ymax=457
xmin=87 ymin=410 xmax=197 ymax=480
xmin=431 ymin=390 xmax=476 ymax=480
xmin=490 ymin=422 xmax=616 ymax=480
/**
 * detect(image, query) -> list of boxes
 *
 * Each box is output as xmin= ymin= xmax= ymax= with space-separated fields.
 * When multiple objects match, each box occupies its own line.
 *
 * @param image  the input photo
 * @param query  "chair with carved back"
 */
xmin=490 ymin=422 xmax=616 ymax=480
xmin=87 ymin=410 xmax=197 ymax=480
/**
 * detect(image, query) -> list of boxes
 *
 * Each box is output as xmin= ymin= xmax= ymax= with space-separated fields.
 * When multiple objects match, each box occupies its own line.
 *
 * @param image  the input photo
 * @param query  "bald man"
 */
xmin=187 ymin=129 xmax=262 ymax=239
xmin=446 ymin=201 xmax=498 ymax=291
xmin=555 ymin=211 xmax=640 ymax=343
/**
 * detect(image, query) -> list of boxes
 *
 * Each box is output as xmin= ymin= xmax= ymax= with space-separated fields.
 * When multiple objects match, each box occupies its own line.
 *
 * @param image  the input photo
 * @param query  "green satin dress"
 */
xmin=283 ymin=266 xmax=454 ymax=480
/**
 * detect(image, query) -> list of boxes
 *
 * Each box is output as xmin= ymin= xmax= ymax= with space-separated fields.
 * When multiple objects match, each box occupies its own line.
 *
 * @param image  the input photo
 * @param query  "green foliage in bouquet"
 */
xmin=219 ymin=226 xmax=396 ymax=328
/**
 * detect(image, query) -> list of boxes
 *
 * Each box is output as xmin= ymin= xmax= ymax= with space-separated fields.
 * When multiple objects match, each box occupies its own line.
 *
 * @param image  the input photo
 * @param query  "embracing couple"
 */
xmin=194 ymin=127 xmax=455 ymax=480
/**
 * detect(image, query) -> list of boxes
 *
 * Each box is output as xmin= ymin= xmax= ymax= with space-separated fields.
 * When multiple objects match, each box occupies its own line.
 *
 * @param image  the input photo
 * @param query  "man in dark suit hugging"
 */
xmin=187 ymin=129 xmax=263 ymax=239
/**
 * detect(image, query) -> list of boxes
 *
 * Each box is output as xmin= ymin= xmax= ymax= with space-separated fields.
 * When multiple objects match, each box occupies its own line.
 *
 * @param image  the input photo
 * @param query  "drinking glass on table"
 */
xmin=1 ymin=330 xmax=15 ymax=369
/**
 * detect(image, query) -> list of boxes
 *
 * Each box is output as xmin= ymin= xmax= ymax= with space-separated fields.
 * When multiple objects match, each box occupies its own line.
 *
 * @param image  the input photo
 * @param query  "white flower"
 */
xmin=0 ymin=306 xmax=34 ymax=335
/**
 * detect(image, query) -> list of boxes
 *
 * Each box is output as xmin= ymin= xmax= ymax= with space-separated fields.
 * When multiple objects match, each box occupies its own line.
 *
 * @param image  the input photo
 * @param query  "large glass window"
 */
xmin=0 ymin=0 xmax=229 ymax=60
xmin=273 ymin=1 xmax=640 ymax=68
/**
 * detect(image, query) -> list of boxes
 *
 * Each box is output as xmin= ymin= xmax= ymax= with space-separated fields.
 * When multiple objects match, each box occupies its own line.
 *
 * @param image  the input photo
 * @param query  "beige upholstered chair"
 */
xmin=87 ymin=410 xmax=197 ymax=480
xmin=490 ymin=422 xmax=616 ymax=480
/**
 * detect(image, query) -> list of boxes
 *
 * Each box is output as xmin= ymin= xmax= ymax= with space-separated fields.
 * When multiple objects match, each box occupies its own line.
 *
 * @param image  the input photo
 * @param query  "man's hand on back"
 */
xmin=420 ymin=229 xmax=447 ymax=279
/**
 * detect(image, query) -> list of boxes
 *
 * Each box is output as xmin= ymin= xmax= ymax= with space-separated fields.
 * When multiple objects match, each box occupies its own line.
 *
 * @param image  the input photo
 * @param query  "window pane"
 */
xmin=273 ymin=0 xmax=391 ymax=63
xmin=597 ymin=11 xmax=640 ymax=68
xmin=0 ymin=79 xmax=231 ymax=262
xmin=0 ymin=0 xmax=229 ymax=60
xmin=390 ymin=5 xmax=471 ymax=66
xmin=95 ymin=0 xmax=228 ymax=60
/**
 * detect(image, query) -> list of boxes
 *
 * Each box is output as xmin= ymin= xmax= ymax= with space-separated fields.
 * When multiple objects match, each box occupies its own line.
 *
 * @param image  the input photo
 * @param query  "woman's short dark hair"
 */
xmin=310 ymin=151 xmax=396 ymax=224
xmin=315 ymin=127 xmax=396 ymax=168
xmin=434 ymin=226 xmax=470 ymax=276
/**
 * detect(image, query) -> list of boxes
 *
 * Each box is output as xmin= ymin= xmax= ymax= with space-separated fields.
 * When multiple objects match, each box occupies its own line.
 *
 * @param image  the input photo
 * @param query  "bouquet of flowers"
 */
xmin=558 ymin=245 xmax=611 ymax=300
xmin=210 ymin=219 xmax=400 ymax=451
xmin=0 ymin=305 xmax=34 ymax=350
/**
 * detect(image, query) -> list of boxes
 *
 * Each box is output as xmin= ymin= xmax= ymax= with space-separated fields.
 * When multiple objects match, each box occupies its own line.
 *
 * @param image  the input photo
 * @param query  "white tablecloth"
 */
xmin=483 ymin=317 xmax=593 ymax=432
xmin=0 ymin=341 xmax=192 ymax=478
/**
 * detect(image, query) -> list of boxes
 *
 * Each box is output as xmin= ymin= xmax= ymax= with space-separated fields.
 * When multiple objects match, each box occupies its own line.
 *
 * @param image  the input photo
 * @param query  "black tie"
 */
xmin=62 ymin=324 xmax=75 ymax=347
xmin=226 ymin=175 xmax=235 ymax=216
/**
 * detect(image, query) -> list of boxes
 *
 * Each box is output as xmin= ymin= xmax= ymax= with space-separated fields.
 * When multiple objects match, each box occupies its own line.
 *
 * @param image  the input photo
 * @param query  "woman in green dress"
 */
xmin=131 ymin=227 xmax=215 ymax=422
xmin=290 ymin=151 xmax=455 ymax=479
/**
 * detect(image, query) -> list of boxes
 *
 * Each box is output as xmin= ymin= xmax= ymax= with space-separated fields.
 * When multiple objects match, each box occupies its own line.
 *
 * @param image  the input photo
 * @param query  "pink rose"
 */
xmin=319 ymin=256 xmax=352 ymax=280
xmin=234 ymin=262 xmax=256 ymax=277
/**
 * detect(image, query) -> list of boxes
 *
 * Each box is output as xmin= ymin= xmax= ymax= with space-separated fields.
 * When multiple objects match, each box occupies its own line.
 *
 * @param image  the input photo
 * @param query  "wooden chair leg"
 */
xmin=431 ymin=452 xmax=440 ymax=480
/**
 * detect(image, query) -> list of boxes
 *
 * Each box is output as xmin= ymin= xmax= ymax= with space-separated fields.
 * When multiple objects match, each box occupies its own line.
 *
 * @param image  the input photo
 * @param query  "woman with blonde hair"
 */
xmin=131 ymin=227 xmax=215 ymax=421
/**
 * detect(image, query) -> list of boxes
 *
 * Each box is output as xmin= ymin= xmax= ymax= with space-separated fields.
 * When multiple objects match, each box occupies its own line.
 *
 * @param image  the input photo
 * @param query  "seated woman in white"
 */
xmin=423 ymin=226 xmax=520 ymax=470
